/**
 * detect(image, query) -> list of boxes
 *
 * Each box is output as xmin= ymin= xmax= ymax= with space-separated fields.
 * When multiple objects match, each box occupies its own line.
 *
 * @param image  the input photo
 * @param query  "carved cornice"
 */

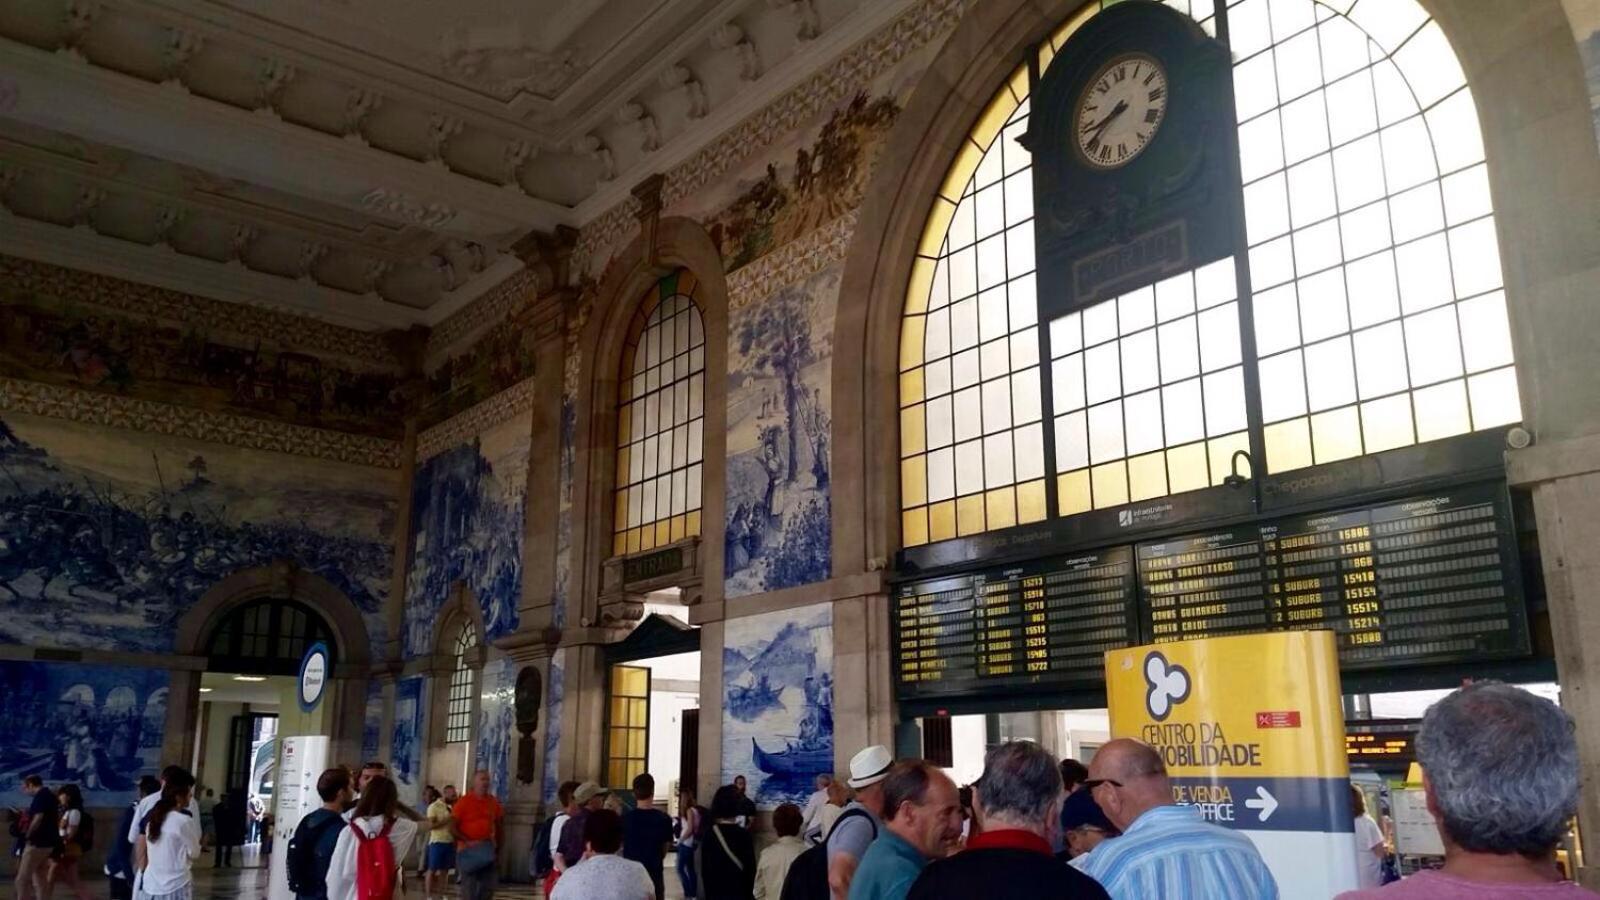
xmin=0 ymin=376 xmax=401 ymax=467
xmin=0 ymin=254 xmax=398 ymax=366
xmin=415 ymin=374 xmax=537 ymax=461
xmin=727 ymin=209 xmax=857 ymax=309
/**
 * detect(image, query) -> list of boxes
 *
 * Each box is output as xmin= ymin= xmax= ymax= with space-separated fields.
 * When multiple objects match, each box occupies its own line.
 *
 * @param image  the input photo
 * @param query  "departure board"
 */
xmin=1139 ymin=483 xmax=1527 ymax=666
xmin=893 ymin=482 xmax=1529 ymax=702
xmin=895 ymin=548 xmax=1139 ymax=698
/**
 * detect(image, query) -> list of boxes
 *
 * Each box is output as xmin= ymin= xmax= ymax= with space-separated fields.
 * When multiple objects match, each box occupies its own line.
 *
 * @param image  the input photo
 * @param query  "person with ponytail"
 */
xmin=324 ymin=776 xmax=418 ymax=900
xmin=136 ymin=777 xmax=200 ymax=900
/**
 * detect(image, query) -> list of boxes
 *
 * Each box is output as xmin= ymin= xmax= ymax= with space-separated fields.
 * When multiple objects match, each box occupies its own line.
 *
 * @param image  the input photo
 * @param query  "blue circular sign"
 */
xmin=298 ymin=641 xmax=330 ymax=712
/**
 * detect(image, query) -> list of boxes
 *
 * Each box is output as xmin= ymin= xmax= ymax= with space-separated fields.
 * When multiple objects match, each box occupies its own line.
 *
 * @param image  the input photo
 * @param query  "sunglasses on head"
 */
xmin=1080 ymin=779 xmax=1123 ymax=790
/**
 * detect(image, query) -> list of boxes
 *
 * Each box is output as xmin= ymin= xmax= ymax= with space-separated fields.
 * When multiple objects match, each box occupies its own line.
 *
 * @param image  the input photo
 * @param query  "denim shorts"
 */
xmin=425 ymin=842 xmax=457 ymax=872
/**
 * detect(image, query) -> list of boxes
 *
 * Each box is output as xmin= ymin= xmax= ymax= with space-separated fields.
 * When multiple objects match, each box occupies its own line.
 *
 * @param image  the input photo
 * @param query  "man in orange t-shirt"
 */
xmin=451 ymin=770 xmax=503 ymax=900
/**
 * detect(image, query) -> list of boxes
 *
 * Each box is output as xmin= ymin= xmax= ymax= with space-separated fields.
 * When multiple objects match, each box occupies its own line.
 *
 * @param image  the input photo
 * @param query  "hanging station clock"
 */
xmin=1025 ymin=0 xmax=1236 ymax=319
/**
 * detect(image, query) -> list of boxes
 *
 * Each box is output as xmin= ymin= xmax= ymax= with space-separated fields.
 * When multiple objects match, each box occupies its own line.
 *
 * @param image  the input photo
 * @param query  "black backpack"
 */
xmin=286 ymin=811 xmax=343 ymax=895
xmin=531 ymin=815 xmax=558 ymax=878
xmin=779 ymin=808 xmax=878 ymax=900
xmin=73 ymin=812 xmax=94 ymax=852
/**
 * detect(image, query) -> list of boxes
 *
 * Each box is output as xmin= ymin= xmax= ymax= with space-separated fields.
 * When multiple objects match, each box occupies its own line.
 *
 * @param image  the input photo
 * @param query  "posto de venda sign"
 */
xmin=298 ymin=641 xmax=330 ymax=713
xmin=1105 ymin=631 xmax=1358 ymax=899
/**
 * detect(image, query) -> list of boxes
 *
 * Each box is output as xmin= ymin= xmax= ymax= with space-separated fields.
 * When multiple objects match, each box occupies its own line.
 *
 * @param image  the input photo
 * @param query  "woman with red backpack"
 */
xmin=324 ymin=777 xmax=418 ymax=900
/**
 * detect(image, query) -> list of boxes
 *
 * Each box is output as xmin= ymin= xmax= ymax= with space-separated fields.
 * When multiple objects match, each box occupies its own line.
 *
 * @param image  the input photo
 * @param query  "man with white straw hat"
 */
xmin=827 ymin=745 xmax=893 ymax=900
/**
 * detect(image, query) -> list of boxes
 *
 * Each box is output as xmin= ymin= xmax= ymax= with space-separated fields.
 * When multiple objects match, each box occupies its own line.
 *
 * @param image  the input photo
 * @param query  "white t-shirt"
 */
xmin=128 ymin=793 xmax=201 ymax=843
xmin=550 ymin=812 xmax=571 ymax=868
xmin=325 ymin=815 xmax=420 ymax=900
xmin=549 ymin=853 xmax=653 ymax=900
xmin=59 ymin=809 xmax=81 ymax=840
xmin=140 ymin=810 xmax=202 ymax=896
xmin=800 ymin=789 xmax=829 ymax=833
xmin=1354 ymin=814 xmax=1386 ymax=888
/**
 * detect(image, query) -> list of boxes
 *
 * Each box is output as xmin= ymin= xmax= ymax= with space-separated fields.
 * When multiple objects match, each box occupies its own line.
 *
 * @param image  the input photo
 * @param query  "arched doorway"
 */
xmin=204 ymin=597 xmax=339 ymax=677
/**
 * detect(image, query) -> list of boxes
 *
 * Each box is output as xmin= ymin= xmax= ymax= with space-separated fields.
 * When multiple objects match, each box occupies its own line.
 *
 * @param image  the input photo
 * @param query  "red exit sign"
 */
xmin=1255 ymin=710 xmax=1302 ymax=728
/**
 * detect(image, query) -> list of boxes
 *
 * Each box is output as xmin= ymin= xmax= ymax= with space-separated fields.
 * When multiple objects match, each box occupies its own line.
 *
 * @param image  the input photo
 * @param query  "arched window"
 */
xmin=899 ymin=0 xmax=1517 ymax=545
xmin=445 ymin=622 xmax=478 ymax=744
xmin=206 ymin=598 xmax=336 ymax=676
xmin=614 ymin=270 xmax=707 ymax=557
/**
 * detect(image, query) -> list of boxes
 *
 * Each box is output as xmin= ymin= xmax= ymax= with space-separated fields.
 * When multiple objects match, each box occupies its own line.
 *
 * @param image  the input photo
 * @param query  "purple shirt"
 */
xmin=1338 ymin=871 xmax=1600 ymax=900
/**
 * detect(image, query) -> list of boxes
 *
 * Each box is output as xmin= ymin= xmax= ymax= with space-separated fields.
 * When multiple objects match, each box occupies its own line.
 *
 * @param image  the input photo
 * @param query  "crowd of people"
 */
xmin=6 ymin=682 xmax=1596 ymax=900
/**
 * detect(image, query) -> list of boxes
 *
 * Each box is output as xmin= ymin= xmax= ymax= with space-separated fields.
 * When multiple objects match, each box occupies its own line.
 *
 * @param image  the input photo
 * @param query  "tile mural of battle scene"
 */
xmin=0 ymin=277 xmax=406 ymax=438
xmin=402 ymin=414 xmax=529 ymax=657
xmin=723 ymin=264 xmax=837 ymax=598
xmin=0 ymin=661 xmax=168 ymax=807
xmin=721 ymin=603 xmax=833 ymax=809
xmin=0 ymin=412 xmax=395 ymax=653
xmin=419 ymin=310 xmax=540 ymax=429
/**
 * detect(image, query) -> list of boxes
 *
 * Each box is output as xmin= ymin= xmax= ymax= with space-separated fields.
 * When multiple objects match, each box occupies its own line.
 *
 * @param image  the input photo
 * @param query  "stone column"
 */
xmin=1509 ymin=437 xmax=1600 ymax=889
xmin=490 ymin=632 xmax=561 ymax=881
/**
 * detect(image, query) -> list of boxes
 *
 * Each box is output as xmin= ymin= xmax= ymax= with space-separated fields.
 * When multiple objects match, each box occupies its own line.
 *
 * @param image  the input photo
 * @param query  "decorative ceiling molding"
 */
xmin=0 ymin=376 xmax=403 ymax=468
xmin=416 ymin=374 xmax=538 ymax=461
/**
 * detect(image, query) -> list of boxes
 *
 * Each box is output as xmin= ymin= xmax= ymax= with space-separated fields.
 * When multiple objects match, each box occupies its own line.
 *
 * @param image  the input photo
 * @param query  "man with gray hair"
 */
xmin=847 ymin=761 xmax=961 ymax=900
xmin=907 ymin=741 xmax=1109 ymax=900
xmin=1071 ymin=738 xmax=1276 ymax=898
xmin=1337 ymin=682 xmax=1600 ymax=899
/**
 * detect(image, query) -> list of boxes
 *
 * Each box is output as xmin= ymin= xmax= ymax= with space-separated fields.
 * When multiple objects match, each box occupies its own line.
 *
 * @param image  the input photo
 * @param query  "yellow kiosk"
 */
xmin=1106 ymin=630 xmax=1358 ymax=898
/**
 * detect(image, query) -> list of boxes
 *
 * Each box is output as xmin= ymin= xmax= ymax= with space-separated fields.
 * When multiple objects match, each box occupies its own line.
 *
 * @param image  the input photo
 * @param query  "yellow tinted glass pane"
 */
xmin=970 ymin=92 xmax=1015 ymax=156
xmin=656 ymin=520 xmax=672 ymax=546
xmin=627 ymin=528 xmax=642 ymax=554
xmin=1017 ymin=479 xmax=1048 ymax=523
xmin=1008 ymin=64 xmax=1029 ymax=105
xmin=1361 ymin=395 xmax=1415 ymax=454
xmin=901 ymin=315 xmax=927 ymax=372
xmin=901 ymin=368 xmax=925 ymax=406
xmin=1092 ymin=461 xmax=1130 ymax=508
xmin=901 ymin=404 xmax=926 ymax=456
xmin=1128 ymin=452 xmax=1169 ymax=501
xmin=956 ymin=493 xmax=986 ymax=536
xmin=929 ymin=500 xmax=957 ymax=542
xmin=986 ymin=487 xmax=1017 ymax=530
xmin=941 ymin=140 xmax=983 ymax=202
xmin=670 ymin=514 xmax=685 ymax=541
xmin=1264 ymin=418 xmax=1313 ymax=473
xmin=1311 ymin=406 xmax=1364 ymax=463
xmin=1207 ymin=433 xmax=1252 ymax=486
xmin=902 ymin=507 xmax=929 ymax=547
xmin=615 ymin=446 xmax=630 ymax=486
xmin=902 ymin=458 xmax=928 ymax=507
xmin=906 ymin=257 xmax=936 ymax=315
xmin=630 ymin=730 xmax=646 ymax=757
xmin=614 ymin=489 xmax=629 ymax=526
xmin=920 ymin=199 xmax=957 ymax=257
xmin=613 ymin=532 xmax=628 ymax=556
xmin=1057 ymin=470 xmax=1092 ymax=516
xmin=1166 ymin=443 xmax=1210 ymax=493
xmin=609 ymin=697 xmax=627 ymax=722
xmin=686 ymin=510 xmax=702 ymax=537
xmin=617 ymin=405 xmax=632 ymax=444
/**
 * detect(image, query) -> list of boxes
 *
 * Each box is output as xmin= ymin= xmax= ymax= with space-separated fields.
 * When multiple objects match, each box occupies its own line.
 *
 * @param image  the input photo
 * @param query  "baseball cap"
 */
xmin=1060 ymin=787 xmax=1115 ymax=833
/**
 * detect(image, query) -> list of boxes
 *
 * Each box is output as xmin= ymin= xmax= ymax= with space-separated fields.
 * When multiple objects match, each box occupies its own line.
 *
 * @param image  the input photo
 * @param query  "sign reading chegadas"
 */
xmin=1105 ymin=630 xmax=1359 ymax=898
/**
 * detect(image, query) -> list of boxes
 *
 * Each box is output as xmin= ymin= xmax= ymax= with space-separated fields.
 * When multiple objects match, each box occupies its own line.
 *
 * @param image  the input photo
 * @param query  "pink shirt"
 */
xmin=1338 ymin=871 xmax=1600 ymax=900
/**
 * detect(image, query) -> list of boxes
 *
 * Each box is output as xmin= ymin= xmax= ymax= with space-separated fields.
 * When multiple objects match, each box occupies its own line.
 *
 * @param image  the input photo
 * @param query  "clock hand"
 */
xmin=1083 ymin=100 xmax=1130 ymax=144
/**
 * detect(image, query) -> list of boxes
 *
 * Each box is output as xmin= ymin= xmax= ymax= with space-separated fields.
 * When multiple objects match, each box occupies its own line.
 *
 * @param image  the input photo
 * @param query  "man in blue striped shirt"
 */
xmin=1070 ymin=739 xmax=1278 ymax=899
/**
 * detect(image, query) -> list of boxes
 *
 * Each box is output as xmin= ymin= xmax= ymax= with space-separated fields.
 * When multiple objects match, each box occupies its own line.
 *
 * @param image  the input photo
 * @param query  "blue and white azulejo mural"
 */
xmin=0 ymin=661 xmax=168 ymax=806
xmin=402 ymin=410 xmax=530 ymax=658
xmin=476 ymin=656 xmax=515 ymax=801
xmin=721 ymin=603 xmax=833 ymax=808
xmin=392 ymin=676 xmax=426 ymax=807
xmin=723 ymin=265 xmax=838 ymax=599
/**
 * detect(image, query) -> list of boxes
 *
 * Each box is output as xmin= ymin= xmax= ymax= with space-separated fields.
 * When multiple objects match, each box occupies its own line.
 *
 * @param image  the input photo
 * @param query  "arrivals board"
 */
xmin=894 ymin=548 xmax=1139 ymax=698
xmin=892 ymin=482 xmax=1529 ymax=701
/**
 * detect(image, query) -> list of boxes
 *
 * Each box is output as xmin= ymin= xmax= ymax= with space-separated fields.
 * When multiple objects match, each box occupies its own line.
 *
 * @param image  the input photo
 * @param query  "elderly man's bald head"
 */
xmin=1086 ymin=739 xmax=1171 ymax=831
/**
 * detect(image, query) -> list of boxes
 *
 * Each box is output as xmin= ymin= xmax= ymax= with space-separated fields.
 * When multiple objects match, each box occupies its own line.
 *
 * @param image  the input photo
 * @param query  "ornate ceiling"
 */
xmin=0 ymin=0 xmax=917 ymax=329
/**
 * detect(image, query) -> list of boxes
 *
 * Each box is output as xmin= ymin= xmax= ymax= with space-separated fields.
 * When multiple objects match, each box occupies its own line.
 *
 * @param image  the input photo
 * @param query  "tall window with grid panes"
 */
xmin=899 ymin=0 xmax=1518 ymax=546
xmin=445 ymin=622 xmax=478 ymax=744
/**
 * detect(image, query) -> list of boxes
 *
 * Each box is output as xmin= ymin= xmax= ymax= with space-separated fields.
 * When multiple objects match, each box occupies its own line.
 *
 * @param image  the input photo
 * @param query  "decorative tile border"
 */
xmin=425 ymin=266 xmax=542 ymax=361
xmin=727 ymin=210 xmax=859 ymax=309
xmin=416 ymin=375 xmax=538 ymax=461
xmin=0 ymin=377 xmax=402 ymax=468
xmin=0 ymin=256 xmax=398 ymax=366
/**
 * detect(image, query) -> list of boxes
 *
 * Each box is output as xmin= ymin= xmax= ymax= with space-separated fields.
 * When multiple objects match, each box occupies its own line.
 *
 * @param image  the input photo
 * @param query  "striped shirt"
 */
xmin=1070 ymin=805 xmax=1278 ymax=900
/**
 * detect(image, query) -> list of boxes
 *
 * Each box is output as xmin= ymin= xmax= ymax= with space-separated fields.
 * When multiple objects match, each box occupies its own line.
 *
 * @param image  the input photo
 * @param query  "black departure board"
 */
xmin=892 ymin=482 xmax=1529 ymax=702
xmin=895 ymin=548 xmax=1139 ymax=698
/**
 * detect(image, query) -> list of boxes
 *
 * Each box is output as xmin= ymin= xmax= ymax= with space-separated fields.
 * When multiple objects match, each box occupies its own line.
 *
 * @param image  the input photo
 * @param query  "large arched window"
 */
xmin=899 ymin=0 xmax=1518 ymax=545
xmin=445 ymin=621 xmax=478 ymax=744
xmin=615 ymin=270 xmax=707 ymax=557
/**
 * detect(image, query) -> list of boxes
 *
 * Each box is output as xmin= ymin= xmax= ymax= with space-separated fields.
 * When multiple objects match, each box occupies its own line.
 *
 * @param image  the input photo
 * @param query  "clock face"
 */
xmin=1075 ymin=52 xmax=1169 ymax=170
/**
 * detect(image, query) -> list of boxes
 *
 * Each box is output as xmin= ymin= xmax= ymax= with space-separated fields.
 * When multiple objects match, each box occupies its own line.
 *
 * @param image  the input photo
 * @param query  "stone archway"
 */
xmin=164 ymin=560 xmax=377 ymax=768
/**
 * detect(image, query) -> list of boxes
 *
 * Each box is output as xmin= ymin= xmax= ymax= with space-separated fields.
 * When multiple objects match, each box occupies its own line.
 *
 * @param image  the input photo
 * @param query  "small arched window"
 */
xmin=445 ymin=622 xmax=478 ymax=744
xmin=899 ymin=0 xmax=1518 ymax=545
xmin=614 ymin=270 xmax=707 ymax=557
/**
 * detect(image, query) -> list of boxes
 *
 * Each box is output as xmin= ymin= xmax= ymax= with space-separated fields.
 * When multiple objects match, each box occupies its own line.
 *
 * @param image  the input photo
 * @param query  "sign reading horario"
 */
xmin=1105 ymin=630 xmax=1359 ymax=898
